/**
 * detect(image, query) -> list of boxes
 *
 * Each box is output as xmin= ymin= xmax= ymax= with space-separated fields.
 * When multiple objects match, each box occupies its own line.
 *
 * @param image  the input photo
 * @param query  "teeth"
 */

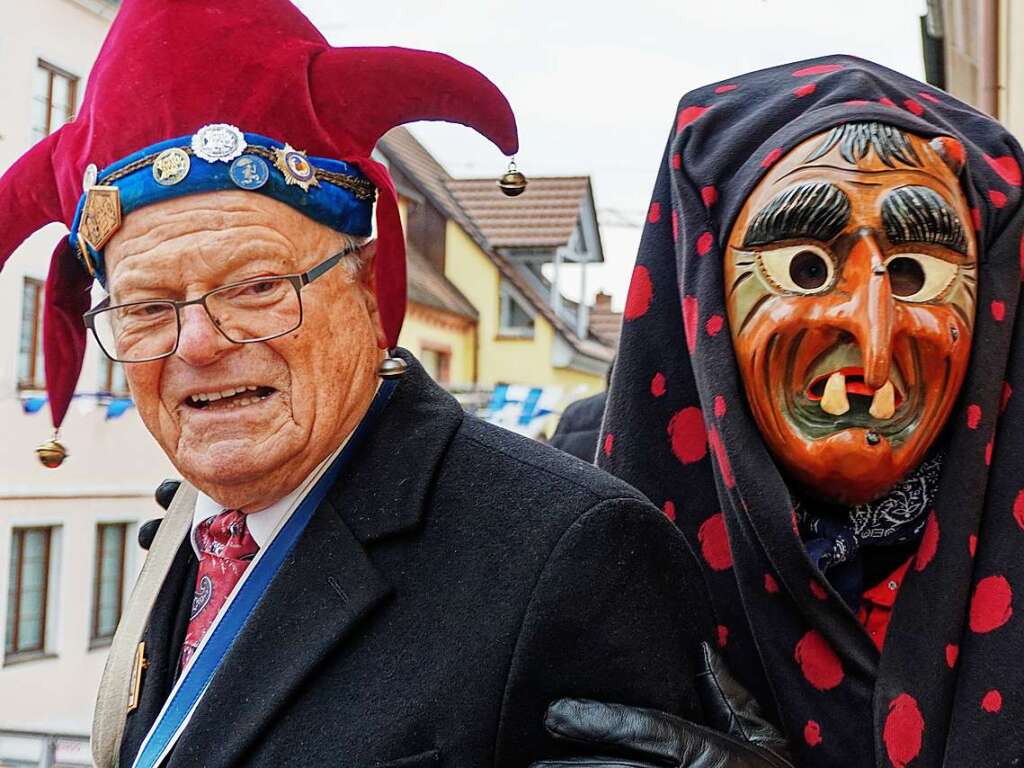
xmin=820 ymin=372 xmax=850 ymax=416
xmin=189 ymin=385 xmax=264 ymax=405
xmin=869 ymin=381 xmax=896 ymax=420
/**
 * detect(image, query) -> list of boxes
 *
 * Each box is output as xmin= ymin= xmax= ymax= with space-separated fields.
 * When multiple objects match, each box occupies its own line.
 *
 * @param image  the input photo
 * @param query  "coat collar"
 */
xmin=329 ymin=348 xmax=466 ymax=544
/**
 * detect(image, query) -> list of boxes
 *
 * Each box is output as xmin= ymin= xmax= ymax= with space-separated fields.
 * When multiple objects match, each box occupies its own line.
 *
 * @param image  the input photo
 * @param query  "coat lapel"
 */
xmin=165 ymin=353 xmax=465 ymax=768
xmin=167 ymin=498 xmax=391 ymax=768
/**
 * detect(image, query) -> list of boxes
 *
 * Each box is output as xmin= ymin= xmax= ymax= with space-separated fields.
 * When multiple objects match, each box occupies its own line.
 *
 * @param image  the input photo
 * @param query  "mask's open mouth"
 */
xmin=805 ymin=367 xmax=904 ymax=419
xmin=184 ymin=385 xmax=277 ymax=410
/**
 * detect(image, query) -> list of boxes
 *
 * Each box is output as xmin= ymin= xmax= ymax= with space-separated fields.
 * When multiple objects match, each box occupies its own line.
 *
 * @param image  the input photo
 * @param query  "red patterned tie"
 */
xmin=180 ymin=509 xmax=259 ymax=671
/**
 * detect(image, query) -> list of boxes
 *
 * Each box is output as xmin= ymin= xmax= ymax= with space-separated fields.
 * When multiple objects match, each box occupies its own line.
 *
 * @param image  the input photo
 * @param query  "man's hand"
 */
xmin=530 ymin=643 xmax=792 ymax=768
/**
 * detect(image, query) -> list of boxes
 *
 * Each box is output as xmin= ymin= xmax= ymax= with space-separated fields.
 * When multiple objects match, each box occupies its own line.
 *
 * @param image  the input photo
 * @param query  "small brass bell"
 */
xmin=377 ymin=354 xmax=409 ymax=379
xmin=36 ymin=433 xmax=68 ymax=469
xmin=498 ymin=158 xmax=528 ymax=197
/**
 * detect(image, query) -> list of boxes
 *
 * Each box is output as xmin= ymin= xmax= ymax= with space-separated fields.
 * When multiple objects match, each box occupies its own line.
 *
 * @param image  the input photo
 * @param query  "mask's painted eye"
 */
xmin=757 ymin=245 xmax=836 ymax=295
xmin=885 ymin=253 xmax=959 ymax=302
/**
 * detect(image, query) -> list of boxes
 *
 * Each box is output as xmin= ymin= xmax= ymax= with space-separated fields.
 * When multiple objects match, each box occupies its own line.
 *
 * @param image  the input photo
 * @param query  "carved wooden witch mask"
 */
xmin=725 ymin=123 xmax=977 ymax=505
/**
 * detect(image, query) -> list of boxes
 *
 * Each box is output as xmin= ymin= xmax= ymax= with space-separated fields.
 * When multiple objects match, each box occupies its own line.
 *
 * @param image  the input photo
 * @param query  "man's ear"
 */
xmin=356 ymin=240 xmax=388 ymax=350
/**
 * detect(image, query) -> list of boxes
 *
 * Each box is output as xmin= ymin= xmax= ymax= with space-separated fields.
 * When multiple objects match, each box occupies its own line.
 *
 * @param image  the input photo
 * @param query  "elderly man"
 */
xmin=0 ymin=1 xmax=747 ymax=767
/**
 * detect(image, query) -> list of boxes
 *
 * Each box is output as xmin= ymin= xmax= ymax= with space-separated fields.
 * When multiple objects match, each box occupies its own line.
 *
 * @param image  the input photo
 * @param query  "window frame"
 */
xmin=91 ymin=523 xmax=128 ymax=646
xmin=419 ymin=342 xmax=452 ymax=385
xmin=5 ymin=526 xmax=54 ymax=659
xmin=32 ymin=59 xmax=78 ymax=140
xmin=97 ymin=357 xmax=131 ymax=397
xmin=497 ymin=280 xmax=537 ymax=340
xmin=17 ymin=277 xmax=45 ymax=390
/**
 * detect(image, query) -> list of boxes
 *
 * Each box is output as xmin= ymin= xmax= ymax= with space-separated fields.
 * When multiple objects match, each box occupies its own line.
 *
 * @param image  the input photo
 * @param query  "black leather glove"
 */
xmin=155 ymin=478 xmax=181 ymax=510
xmin=530 ymin=642 xmax=792 ymax=768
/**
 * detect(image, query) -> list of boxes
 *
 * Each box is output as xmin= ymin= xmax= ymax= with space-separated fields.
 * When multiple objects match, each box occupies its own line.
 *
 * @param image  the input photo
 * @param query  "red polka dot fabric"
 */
xmin=597 ymin=55 xmax=1024 ymax=766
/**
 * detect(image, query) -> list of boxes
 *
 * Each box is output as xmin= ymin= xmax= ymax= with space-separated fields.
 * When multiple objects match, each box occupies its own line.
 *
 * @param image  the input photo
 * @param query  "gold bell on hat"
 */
xmin=377 ymin=353 xmax=409 ymax=379
xmin=36 ymin=432 xmax=68 ymax=469
xmin=498 ymin=158 xmax=528 ymax=197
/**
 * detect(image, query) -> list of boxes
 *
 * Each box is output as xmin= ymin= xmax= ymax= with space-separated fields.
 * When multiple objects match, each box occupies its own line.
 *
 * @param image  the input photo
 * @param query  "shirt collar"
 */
xmin=862 ymin=555 xmax=914 ymax=609
xmin=190 ymin=440 xmax=347 ymax=558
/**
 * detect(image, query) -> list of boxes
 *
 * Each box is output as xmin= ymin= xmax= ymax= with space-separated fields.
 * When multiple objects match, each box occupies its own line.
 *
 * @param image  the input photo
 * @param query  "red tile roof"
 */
xmin=378 ymin=127 xmax=613 ymax=364
xmin=445 ymin=177 xmax=591 ymax=249
xmin=588 ymin=292 xmax=622 ymax=349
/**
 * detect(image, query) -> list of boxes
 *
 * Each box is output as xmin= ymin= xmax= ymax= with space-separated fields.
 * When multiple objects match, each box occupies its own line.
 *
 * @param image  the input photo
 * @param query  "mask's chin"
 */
xmin=777 ymin=428 xmax=902 ymax=505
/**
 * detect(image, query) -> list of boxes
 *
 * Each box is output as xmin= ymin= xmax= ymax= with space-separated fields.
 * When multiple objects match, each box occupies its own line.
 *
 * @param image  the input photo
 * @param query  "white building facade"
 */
xmin=0 ymin=2 xmax=175 ymax=765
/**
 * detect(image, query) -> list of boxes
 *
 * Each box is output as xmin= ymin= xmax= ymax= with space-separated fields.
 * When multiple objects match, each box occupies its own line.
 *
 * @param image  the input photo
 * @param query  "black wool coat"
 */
xmin=120 ymin=351 xmax=715 ymax=768
xmin=548 ymin=391 xmax=608 ymax=462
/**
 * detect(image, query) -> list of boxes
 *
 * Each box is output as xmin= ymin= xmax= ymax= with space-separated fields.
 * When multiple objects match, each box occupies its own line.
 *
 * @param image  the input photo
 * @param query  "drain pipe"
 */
xmin=978 ymin=0 xmax=999 ymax=117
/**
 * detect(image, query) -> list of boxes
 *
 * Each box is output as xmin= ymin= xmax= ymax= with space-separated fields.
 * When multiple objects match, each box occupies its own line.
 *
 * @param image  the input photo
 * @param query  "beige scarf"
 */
xmin=91 ymin=482 xmax=196 ymax=768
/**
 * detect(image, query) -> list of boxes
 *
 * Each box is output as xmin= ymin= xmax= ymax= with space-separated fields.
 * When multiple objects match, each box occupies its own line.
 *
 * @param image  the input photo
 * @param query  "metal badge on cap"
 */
xmin=229 ymin=155 xmax=270 ymax=190
xmin=82 ymin=163 xmax=99 ymax=191
xmin=191 ymin=123 xmax=247 ymax=163
xmin=152 ymin=148 xmax=191 ymax=186
xmin=80 ymin=186 xmax=122 ymax=251
xmin=274 ymin=144 xmax=320 ymax=191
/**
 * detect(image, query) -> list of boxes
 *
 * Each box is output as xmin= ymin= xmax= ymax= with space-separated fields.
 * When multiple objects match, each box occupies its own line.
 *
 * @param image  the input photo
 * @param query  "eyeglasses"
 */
xmin=84 ymin=245 xmax=360 ymax=363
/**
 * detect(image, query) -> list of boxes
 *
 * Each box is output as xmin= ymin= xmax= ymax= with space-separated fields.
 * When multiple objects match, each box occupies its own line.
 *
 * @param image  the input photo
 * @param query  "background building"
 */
xmin=0 ymin=2 xmax=172 ymax=766
xmin=0 ymin=3 xmax=617 ymax=764
xmin=923 ymin=0 xmax=1024 ymax=136
xmin=382 ymin=127 xmax=615 ymax=436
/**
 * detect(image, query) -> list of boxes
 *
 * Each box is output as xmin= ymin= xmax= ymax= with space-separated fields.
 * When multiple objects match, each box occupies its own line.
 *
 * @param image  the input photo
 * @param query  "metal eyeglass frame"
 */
xmin=83 ymin=243 xmax=361 ymax=363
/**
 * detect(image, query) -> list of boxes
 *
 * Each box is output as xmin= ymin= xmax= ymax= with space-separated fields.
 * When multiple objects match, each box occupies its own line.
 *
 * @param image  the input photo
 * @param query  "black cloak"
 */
xmin=598 ymin=55 xmax=1024 ymax=767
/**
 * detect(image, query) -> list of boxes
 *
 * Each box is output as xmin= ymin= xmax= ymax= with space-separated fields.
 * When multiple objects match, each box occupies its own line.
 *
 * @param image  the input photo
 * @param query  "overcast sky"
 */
xmin=294 ymin=0 xmax=929 ymax=309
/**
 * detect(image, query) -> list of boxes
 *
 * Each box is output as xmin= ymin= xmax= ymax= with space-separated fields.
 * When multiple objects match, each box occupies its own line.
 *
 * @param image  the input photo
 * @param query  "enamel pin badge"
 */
xmin=191 ymin=123 xmax=247 ymax=163
xmin=274 ymin=144 xmax=320 ymax=191
xmin=80 ymin=185 xmax=122 ymax=250
xmin=152 ymin=148 xmax=192 ymax=186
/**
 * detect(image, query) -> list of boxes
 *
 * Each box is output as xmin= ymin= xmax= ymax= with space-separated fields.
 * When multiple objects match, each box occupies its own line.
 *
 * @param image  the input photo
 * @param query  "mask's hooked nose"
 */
xmin=849 ymin=230 xmax=894 ymax=391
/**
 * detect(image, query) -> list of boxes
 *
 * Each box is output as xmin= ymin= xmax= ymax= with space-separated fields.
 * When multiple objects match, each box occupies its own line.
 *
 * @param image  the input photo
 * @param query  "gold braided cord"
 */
xmin=316 ymin=169 xmax=376 ymax=201
xmin=99 ymin=145 xmax=376 ymax=201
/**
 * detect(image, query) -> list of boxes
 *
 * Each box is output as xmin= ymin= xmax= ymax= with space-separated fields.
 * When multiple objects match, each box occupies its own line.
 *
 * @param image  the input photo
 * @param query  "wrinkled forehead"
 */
xmin=103 ymin=191 xmax=335 ymax=292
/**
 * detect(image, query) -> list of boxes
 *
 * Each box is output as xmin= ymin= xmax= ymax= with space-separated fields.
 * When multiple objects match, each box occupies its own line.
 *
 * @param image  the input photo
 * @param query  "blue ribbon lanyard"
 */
xmin=131 ymin=380 xmax=396 ymax=768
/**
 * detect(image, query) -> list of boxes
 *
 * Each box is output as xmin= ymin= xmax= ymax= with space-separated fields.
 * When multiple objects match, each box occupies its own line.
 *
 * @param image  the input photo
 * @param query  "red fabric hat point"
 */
xmin=0 ymin=0 xmax=520 ymax=431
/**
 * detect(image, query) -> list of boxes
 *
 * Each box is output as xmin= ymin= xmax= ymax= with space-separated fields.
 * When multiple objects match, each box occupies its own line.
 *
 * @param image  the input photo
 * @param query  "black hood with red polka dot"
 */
xmin=598 ymin=55 xmax=1024 ymax=767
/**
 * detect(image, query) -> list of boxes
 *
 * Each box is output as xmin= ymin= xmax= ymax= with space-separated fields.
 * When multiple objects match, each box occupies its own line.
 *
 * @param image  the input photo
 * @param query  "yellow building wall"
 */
xmin=441 ymin=222 xmax=604 ymax=405
xmin=397 ymin=308 xmax=476 ymax=386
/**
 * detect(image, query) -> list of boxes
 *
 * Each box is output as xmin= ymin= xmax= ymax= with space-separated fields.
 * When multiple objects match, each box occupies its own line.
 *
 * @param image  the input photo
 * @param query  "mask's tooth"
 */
xmin=869 ymin=380 xmax=896 ymax=420
xmin=821 ymin=372 xmax=850 ymax=416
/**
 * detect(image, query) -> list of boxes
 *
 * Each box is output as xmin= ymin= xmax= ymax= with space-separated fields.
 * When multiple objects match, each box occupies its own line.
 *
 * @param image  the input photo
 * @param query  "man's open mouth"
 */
xmin=805 ymin=367 xmax=904 ymax=420
xmin=184 ymin=385 xmax=277 ymax=410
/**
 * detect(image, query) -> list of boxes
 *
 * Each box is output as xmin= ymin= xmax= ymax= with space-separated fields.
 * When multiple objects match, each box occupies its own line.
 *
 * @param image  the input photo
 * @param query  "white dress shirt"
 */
xmin=190 ymin=441 xmax=347 ymax=558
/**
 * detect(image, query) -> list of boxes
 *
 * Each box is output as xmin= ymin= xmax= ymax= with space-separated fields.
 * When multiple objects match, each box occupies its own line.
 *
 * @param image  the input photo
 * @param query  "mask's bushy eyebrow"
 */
xmin=881 ymin=185 xmax=968 ymax=255
xmin=743 ymin=182 xmax=851 ymax=247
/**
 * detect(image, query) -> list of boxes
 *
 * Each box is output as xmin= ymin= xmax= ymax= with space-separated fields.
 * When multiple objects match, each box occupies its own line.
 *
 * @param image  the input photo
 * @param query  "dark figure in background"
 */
xmin=540 ymin=56 xmax=1024 ymax=768
xmin=548 ymin=391 xmax=607 ymax=461
xmin=549 ymin=361 xmax=613 ymax=462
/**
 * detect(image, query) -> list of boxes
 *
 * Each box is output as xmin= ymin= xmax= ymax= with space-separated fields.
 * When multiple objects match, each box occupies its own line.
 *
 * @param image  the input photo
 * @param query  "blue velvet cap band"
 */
xmin=69 ymin=130 xmax=376 ymax=286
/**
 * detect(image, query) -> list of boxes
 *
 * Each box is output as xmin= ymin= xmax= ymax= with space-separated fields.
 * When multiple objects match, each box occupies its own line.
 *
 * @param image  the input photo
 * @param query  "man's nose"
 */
xmin=175 ymin=304 xmax=234 ymax=366
xmin=839 ymin=231 xmax=894 ymax=389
